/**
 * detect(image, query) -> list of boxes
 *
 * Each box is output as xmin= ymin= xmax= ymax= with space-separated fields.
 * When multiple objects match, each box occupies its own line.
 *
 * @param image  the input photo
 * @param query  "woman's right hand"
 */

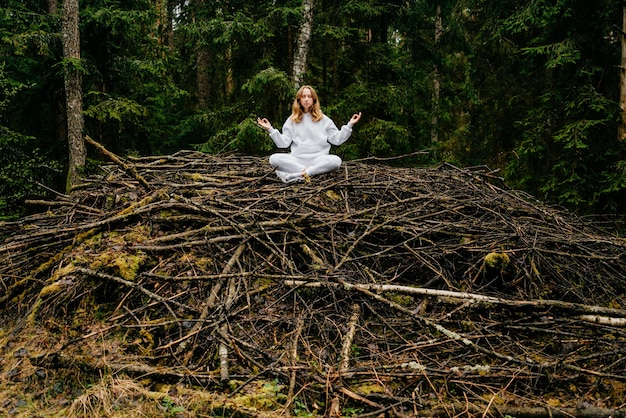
xmin=257 ymin=117 xmax=272 ymax=131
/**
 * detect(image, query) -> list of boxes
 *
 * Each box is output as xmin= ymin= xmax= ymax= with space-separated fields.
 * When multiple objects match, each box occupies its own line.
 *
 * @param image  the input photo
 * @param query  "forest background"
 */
xmin=1 ymin=0 xmax=625 ymax=221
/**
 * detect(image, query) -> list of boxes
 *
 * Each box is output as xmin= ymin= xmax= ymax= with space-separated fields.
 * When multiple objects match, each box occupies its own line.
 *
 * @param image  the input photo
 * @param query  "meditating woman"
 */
xmin=257 ymin=85 xmax=361 ymax=183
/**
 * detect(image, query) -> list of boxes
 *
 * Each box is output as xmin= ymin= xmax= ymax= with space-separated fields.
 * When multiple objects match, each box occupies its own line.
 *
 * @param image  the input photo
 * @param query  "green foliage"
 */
xmin=0 ymin=4 xmax=58 ymax=57
xmin=161 ymin=396 xmax=185 ymax=417
xmin=242 ymin=67 xmax=294 ymax=123
xmin=192 ymin=116 xmax=273 ymax=156
xmin=521 ymin=39 xmax=581 ymax=69
xmin=84 ymin=94 xmax=148 ymax=123
xmin=342 ymin=406 xmax=364 ymax=417
xmin=80 ymin=3 xmax=188 ymax=155
xmin=293 ymin=398 xmax=318 ymax=417
xmin=173 ymin=112 xmax=221 ymax=151
xmin=348 ymin=118 xmax=411 ymax=159
xmin=0 ymin=62 xmax=22 ymax=112
xmin=0 ymin=61 xmax=61 ymax=219
xmin=193 ymin=121 xmax=240 ymax=154
xmin=0 ymin=128 xmax=62 ymax=219
xmin=192 ymin=67 xmax=291 ymax=155
xmin=599 ymin=157 xmax=626 ymax=212
xmin=58 ymin=57 xmax=88 ymax=74
xmin=235 ymin=117 xmax=276 ymax=155
xmin=459 ymin=0 xmax=623 ymax=212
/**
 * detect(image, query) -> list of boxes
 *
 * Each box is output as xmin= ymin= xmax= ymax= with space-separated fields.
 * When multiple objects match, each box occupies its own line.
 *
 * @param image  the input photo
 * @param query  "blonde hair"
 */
xmin=290 ymin=85 xmax=323 ymax=123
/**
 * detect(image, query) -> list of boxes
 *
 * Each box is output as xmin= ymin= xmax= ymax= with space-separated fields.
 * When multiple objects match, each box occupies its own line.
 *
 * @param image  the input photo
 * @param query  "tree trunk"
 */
xmin=292 ymin=0 xmax=314 ymax=88
xmin=62 ymin=0 xmax=85 ymax=192
xmin=154 ymin=0 xmax=168 ymax=49
xmin=431 ymin=4 xmax=442 ymax=145
xmin=225 ymin=44 xmax=234 ymax=97
xmin=193 ymin=0 xmax=211 ymax=108
xmin=47 ymin=0 xmax=58 ymax=14
xmin=196 ymin=48 xmax=211 ymax=108
xmin=617 ymin=0 xmax=626 ymax=140
xmin=154 ymin=0 xmax=175 ymax=56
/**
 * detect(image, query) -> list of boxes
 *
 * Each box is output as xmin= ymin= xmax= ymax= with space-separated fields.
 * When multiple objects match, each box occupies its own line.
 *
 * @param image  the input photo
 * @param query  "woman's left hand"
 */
xmin=349 ymin=112 xmax=362 ymax=126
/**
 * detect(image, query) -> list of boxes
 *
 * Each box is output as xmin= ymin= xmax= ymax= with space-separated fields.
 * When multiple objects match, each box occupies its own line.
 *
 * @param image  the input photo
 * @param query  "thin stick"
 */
xmin=339 ymin=304 xmax=360 ymax=374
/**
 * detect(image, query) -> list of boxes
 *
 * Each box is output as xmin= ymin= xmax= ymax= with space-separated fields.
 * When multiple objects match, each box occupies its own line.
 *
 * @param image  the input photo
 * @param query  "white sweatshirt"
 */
xmin=268 ymin=113 xmax=353 ymax=159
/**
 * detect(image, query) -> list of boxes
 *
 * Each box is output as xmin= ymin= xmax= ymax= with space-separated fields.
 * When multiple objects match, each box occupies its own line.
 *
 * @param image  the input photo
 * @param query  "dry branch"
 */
xmin=284 ymin=280 xmax=626 ymax=319
xmin=84 ymin=135 xmax=153 ymax=192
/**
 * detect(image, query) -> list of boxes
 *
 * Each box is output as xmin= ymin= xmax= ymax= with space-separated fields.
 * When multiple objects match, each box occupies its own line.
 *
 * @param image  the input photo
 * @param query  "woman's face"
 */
xmin=299 ymin=88 xmax=314 ymax=112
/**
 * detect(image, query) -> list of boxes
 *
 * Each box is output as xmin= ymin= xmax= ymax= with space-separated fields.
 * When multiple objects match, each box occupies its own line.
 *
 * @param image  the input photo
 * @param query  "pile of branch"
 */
xmin=2 ymin=147 xmax=626 ymax=417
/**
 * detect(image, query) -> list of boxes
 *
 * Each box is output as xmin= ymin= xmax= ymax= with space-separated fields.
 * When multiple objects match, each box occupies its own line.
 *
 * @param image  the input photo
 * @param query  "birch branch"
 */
xmin=284 ymin=280 xmax=626 ymax=320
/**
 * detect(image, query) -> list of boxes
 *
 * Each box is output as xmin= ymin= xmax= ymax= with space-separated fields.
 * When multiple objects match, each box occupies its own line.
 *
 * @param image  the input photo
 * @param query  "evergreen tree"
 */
xmin=0 ymin=1 xmax=63 ymax=218
xmin=80 ymin=0 xmax=187 ymax=155
xmin=460 ymin=0 xmax=623 ymax=210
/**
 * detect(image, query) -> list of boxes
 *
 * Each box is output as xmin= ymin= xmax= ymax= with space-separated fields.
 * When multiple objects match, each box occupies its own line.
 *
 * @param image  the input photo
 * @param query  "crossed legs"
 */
xmin=269 ymin=153 xmax=342 ymax=183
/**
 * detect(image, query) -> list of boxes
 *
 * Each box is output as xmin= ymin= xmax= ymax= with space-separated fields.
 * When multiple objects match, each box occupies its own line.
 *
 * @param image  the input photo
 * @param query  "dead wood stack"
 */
xmin=1 ymin=150 xmax=626 ymax=417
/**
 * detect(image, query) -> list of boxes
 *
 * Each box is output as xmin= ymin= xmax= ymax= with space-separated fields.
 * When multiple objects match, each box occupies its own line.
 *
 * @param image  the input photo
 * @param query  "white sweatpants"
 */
xmin=269 ymin=153 xmax=342 ymax=183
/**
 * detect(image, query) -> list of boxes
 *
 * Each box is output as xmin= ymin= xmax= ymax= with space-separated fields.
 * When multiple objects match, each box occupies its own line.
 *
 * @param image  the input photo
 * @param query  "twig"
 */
xmin=339 ymin=304 xmax=360 ymax=374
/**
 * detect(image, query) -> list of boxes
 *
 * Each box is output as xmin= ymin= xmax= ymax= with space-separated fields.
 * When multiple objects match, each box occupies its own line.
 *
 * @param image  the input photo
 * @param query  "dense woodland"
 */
xmin=1 ymin=0 xmax=626 ymax=219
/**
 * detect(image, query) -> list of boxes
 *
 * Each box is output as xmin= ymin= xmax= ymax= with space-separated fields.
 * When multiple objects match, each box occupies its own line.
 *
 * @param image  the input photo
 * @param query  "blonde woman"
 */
xmin=257 ymin=85 xmax=361 ymax=183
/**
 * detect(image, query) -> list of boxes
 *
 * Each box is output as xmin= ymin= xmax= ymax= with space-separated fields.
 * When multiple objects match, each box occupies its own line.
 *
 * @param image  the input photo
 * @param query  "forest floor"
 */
xmin=1 ymin=147 xmax=626 ymax=417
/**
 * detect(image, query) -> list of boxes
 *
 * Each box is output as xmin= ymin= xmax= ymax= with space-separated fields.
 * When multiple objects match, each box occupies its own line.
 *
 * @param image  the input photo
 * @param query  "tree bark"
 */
xmin=47 ymin=0 xmax=58 ymax=14
xmin=619 ymin=1 xmax=626 ymax=140
xmin=431 ymin=4 xmax=442 ymax=145
xmin=225 ymin=44 xmax=234 ymax=97
xmin=62 ymin=0 xmax=86 ymax=192
xmin=196 ymin=48 xmax=211 ymax=108
xmin=284 ymin=280 xmax=626 ymax=319
xmin=193 ymin=0 xmax=211 ymax=107
xmin=292 ymin=0 xmax=314 ymax=88
xmin=154 ymin=0 xmax=169 ymax=49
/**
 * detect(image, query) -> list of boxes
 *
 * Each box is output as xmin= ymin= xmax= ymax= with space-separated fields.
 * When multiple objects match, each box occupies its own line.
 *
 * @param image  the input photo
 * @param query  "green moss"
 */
xmin=38 ymin=283 xmax=64 ymax=297
xmin=389 ymin=293 xmax=412 ymax=306
xmin=230 ymin=379 xmax=287 ymax=410
xmin=82 ymin=232 xmax=103 ymax=248
xmin=123 ymin=224 xmax=152 ymax=244
xmin=75 ymin=226 xmax=153 ymax=280
xmin=89 ymin=250 xmax=147 ymax=281
xmin=484 ymin=252 xmax=510 ymax=270
xmin=325 ymin=190 xmax=341 ymax=201
xmin=186 ymin=172 xmax=204 ymax=182
xmin=355 ymin=383 xmax=385 ymax=395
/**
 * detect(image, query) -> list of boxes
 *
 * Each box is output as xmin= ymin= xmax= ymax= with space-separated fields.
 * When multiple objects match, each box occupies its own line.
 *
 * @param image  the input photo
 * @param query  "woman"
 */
xmin=257 ymin=85 xmax=361 ymax=183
